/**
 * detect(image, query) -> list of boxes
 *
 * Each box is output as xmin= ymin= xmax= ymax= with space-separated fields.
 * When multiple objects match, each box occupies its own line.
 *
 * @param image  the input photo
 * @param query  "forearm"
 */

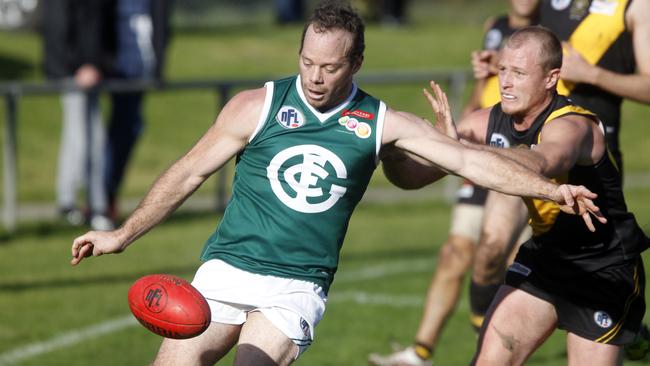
xmin=469 ymin=142 xmax=545 ymax=174
xmin=457 ymin=148 xmax=557 ymax=200
xmin=589 ymin=68 xmax=650 ymax=104
xmin=396 ymin=136 xmax=556 ymax=200
xmin=116 ymin=159 xmax=205 ymax=247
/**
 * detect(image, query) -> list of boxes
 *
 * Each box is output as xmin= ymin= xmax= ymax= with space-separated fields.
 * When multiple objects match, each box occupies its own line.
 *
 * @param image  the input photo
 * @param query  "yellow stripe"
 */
xmin=595 ymin=262 xmax=640 ymax=343
xmin=536 ymin=105 xmax=596 ymax=144
xmin=524 ymin=176 xmax=566 ymax=236
xmin=525 ymin=104 xmax=596 ymax=235
xmin=557 ymin=0 xmax=628 ymax=95
xmin=480 ymin=76 xmax=501 ymax=108
xmin=469 ymin=312 xmax=485 ymax=329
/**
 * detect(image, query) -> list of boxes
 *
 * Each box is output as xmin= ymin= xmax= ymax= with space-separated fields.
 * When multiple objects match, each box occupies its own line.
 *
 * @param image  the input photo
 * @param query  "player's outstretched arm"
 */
xmin=382 ymin=104 xmax=605 ymax=229
xmin=71 ymin=87 xmax=266 ymax=266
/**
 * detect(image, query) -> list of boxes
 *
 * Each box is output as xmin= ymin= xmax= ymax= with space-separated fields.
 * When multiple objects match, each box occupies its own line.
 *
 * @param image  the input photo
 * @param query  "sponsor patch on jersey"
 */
xmin=594 ymin=311 xmax=613 ymax=328
xmin=345 ymin=118 xmax=359 ymax=131
xmin=342 ymin=109 xmax=374 ymax=120
xmin=551 ymin=0 xmax=572 ymax=10
xmin=590 ymin=0 xmax=618 ymax=16
xmin=276 ymin=105 xmax=305 ymax=129
xmin=338 ymin=116 xmax=350 ymax=125
xmin=508 ymin=262 xmax=532 ymax=276
xmin=355 ymin=122 xmax=372 ymax=139
xmin=489 ymin=133 xmax=511 ymax=148
xmin=484 ymin=29 xmax=503 ymax=50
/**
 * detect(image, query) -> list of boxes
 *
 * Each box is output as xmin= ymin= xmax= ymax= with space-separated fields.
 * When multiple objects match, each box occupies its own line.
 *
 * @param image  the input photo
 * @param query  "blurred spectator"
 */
xmin=274 ymin=0 xmax=304 ymax=24
xmin=105 ymin=0 xmax=172 ymax=220
xmin=381 ymin=0 xmax=408 ymax=26
xmin=42 ymin=0 xmax=116 ymax=231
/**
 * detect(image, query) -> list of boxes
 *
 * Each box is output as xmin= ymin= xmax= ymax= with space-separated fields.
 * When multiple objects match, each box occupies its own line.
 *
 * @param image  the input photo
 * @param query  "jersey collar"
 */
xmin=295 ymin=74 xmax=358 ymax=123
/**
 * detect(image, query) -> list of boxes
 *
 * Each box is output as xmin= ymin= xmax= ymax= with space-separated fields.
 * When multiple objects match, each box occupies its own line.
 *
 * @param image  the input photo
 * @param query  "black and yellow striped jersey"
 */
xmin=487 ymin=93 xmax=648 ymax=271
xmin=540 ymin=0 xmax=635 ymax=168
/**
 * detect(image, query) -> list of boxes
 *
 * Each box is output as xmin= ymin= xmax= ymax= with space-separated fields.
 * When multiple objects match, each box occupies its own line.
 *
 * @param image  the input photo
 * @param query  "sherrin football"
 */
xmin=128 ymin=274 xmax=211 ymax=339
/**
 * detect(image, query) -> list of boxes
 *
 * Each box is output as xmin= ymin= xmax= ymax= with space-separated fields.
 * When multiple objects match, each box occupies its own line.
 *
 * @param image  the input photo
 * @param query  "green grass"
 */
xmin=1 ymin=1 xmax=650 ymax=364
xmin=1 ymin=198 xmax=650 ymax=365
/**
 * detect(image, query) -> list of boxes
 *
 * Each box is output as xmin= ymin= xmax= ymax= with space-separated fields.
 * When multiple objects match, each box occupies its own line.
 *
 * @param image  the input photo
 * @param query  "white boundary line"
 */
xmin=0 ymin=257 xmax=436 ymax=365
xmin=0 ymin=316 xmax=137 ymax=366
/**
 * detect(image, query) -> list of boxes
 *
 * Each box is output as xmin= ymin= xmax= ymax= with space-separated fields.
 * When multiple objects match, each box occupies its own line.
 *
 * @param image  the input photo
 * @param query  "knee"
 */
xmin=437 ymin=237 xmax=474 ymax=276
xmin=473 ymin=233 xmax=510 ymax=282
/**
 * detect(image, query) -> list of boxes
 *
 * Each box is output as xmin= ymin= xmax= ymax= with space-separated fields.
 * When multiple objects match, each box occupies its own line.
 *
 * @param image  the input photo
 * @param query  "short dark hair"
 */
xmin=299 ymin=1 xmax=365 ymax=63
xmin=506 ymin=26 xmax=562 ymax=72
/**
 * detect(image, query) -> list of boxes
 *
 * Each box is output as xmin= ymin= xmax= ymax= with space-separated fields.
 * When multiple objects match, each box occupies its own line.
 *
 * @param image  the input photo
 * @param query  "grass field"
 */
xmin=1 ymin=1 xmax=650 ymax=364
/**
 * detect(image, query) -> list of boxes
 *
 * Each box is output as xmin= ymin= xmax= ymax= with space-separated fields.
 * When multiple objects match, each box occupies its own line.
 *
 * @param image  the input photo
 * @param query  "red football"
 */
xmin=128 ymin=274 xmax=211 ymax=339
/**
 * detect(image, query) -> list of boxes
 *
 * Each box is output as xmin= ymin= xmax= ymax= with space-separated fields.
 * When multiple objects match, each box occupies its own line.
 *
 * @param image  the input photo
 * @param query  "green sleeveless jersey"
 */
xmin=200 ymin=75 xmax=386 ymax=293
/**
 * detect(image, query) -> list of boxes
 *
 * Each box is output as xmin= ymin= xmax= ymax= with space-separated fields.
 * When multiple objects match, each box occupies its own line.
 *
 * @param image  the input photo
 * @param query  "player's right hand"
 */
xmin=423 ymin=81 xmax=458 ymax=141
xmin=555 ymin=184 xmax=607 ymax=232
xmin=71 ymin=230 xmax=127 ymax=266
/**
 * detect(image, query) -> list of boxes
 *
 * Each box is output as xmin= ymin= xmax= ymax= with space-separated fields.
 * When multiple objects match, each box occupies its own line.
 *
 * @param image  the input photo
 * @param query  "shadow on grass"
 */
xmin=0 ymin=263 xmax=197 ymax=293
xmin=0 ymin=52 xmax=34 ymax=80
xmin=0 ymin=208 xmax=222 ymax=243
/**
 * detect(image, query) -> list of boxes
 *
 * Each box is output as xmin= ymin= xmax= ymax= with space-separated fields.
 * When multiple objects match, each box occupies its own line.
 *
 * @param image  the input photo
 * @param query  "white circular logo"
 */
xmin=551 ymin=0 xmax=572 ymax=11
xmin=593 ymin=311 xmax=613 ymax=328
xmin=276 ymin=105 xmax=305 ymax=129
xmin=484 ymin=29 xmax=503 ymax=50
xmin=489 ymin=133 xmax=511 ymax=148
xmin=266 ymin=145 xmax=347 ymax=213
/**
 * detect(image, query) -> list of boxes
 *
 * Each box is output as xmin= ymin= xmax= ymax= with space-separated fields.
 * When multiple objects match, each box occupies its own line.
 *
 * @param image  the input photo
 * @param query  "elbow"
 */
xmin=386 ymin=174 xmax=430 ymax=190
xmin=383 ymin=165 xmax=445 ymax=189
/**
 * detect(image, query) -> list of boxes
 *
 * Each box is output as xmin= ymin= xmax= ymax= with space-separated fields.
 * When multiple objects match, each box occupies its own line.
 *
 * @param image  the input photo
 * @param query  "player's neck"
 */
xmin=511 ymin=93 xmax=555 ymax=130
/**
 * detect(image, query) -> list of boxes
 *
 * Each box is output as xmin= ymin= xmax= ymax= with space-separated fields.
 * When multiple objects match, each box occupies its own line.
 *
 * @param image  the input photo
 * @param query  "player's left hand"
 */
xmin=560 ymin=42 xmax=596 ymax=84
xmin=555 ymin=184 xmax=607 ymax=232
xmin=423 ymin=81 xmax=458 ymax=140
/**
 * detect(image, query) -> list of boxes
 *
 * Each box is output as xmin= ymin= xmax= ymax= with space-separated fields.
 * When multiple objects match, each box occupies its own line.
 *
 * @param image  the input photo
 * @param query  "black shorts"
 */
xmin=505 ymin=243 xmax=645 ymax=345
xmin=456 ymin=181 xmax=487 ymax=206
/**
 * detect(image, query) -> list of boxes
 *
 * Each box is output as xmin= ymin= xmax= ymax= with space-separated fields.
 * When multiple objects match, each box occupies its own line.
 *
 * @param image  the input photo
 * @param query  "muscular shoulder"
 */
xmin=540 ymin=113 xmax=605 ymax=164
xmin=540 ymin=113 xmax=600 ymax=147
xmin=225 ymin=87 xmax=267 ymax=118
xmin=216 ymin=86 xmax=268 ymax=140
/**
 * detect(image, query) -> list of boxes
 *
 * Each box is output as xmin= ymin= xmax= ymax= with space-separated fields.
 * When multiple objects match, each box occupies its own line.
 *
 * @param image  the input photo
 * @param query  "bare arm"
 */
xmin=379 ymin=85 xmax=454 ymax=189
xmin=470 ymin=114 xmax=604 ymax=178
xmin=381 ymin=145 xmax=447 ymax=189
xmin=71 ymin=87 xmax=266 ymax=265
xmin=560 ymin=0 xmax=650 ymax=103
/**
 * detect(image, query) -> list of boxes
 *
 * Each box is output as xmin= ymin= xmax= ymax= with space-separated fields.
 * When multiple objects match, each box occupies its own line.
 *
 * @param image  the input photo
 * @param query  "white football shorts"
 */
xmin=449 ymin=203 xmax=485 ymax=241
xmin=191 ymin=259 xmax=327 ymax=357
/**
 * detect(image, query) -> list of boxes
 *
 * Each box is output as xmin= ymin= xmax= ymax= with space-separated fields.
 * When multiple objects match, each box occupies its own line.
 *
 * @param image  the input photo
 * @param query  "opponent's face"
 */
xmin=510 ymin=0 xmax=539 ymax=18
xmin=497 ymin=41 xmax=551 ymax=116
xmin=299 ymin=25 xmax=362 ymax=111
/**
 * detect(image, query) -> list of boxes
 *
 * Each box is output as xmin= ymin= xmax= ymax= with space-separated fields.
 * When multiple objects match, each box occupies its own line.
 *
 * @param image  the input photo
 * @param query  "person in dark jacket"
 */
xmin=42 ymin=0 xmax=116 ymax=231
xmin=105 ymin=0 xmax=172 ymax=221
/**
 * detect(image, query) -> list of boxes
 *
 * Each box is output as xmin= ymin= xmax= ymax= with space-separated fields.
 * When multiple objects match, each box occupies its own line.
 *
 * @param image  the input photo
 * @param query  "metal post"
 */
xmin=215 ymin=84 xmax=231 ymax=212
xmin=3 ymin=92 xmax=18 ymax=232
xmin=444 ymin=71 xmax=469 ymax=203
